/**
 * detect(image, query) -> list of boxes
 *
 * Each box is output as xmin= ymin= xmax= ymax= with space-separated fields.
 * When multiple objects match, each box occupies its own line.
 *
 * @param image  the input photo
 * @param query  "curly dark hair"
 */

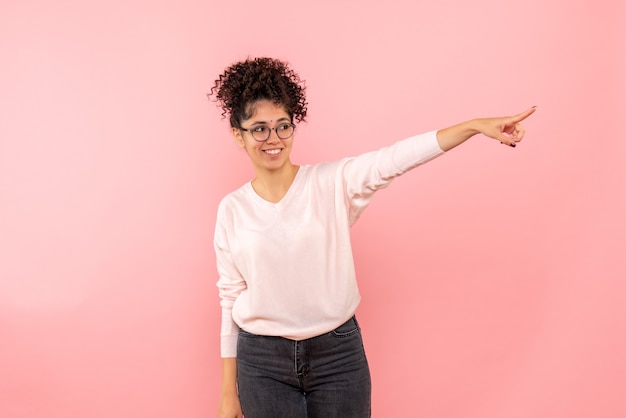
xmin=209 ymin=57 xmax=308 ymax=129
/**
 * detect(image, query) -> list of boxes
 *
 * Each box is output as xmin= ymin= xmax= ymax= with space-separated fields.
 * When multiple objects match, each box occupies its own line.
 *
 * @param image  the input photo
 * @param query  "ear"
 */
xmin=232 ymin=127 xmax=245 ymax=148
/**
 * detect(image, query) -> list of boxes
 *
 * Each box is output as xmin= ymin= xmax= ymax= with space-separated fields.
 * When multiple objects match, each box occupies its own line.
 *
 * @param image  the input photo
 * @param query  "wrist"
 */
xmin=466 ymin=118 xmax=483 ymax=136
xmin=220 ymin=380 xmax=238 ymax=398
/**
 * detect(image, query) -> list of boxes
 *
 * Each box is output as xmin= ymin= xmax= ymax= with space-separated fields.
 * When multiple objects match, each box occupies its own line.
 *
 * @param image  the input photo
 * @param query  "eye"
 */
xmin=277 ymin=123 xmax=291 ymax=131
xmin=252 ymin=126 xmax=268 ymax=134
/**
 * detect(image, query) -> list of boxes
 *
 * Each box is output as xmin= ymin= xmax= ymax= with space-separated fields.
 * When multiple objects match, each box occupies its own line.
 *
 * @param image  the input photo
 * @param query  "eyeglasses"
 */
xmin=240 ymin=123 xmax=296 ymax=142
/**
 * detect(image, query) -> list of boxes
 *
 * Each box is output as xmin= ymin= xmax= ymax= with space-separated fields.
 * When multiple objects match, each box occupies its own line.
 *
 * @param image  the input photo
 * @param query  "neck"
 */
xmin=252 ymin=163 xmax=300 ymax=203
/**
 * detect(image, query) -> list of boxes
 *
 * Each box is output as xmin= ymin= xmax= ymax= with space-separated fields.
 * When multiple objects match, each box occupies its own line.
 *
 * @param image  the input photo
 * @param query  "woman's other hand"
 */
xmin=218 ymin=391 xmax=243 ymax=418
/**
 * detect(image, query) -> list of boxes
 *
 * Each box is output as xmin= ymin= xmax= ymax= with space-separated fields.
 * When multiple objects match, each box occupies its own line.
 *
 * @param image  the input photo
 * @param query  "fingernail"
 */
xmin=509 ymin=143 xmax=516 ymax=148
xmin=532 ymin=105 xmax=537 ymax=109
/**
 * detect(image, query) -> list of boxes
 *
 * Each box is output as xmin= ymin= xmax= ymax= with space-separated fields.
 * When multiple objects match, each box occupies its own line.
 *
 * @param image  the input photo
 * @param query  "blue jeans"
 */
xmin=237 ymin=316 xmax=372 ymax=418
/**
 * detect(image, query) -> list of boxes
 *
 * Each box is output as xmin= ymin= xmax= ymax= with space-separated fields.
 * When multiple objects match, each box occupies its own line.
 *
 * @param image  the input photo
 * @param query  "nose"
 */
xmin=266 ymin=128 xmax=281 ymax=143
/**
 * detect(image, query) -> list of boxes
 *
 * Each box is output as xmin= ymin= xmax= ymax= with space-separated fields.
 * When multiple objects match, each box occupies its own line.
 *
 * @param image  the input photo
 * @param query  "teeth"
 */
xmin=265 ymin=149 xmax=281 ymax=155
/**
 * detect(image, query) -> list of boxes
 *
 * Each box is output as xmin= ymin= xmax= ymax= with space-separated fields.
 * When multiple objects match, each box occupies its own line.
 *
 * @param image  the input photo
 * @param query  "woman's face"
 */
xmin=232 ymin=100 xmax=295 ymax=174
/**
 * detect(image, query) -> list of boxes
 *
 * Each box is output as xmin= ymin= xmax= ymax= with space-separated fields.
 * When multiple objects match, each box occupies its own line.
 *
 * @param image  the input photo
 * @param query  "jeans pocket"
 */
xmin=331 ymin=317 xmax=360 ymax=338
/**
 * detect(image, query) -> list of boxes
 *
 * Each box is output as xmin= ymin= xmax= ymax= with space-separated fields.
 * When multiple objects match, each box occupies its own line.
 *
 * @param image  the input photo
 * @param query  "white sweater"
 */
xmin=215 ymin=131 xmax=444 ymax=357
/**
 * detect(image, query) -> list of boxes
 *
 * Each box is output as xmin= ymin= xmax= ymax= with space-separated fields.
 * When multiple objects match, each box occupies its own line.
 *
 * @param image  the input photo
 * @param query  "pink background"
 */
xmin=1 ymin=0 xmax=625 ymax=417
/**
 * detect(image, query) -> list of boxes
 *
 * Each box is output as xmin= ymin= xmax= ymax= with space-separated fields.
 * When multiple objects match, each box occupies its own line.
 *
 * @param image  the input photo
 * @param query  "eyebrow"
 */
xmin=249 ymin=117 xmax=291 ymax=126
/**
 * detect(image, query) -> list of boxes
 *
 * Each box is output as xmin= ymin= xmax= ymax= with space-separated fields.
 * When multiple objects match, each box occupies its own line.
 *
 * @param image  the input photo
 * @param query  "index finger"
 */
xmin=510 ymin=106 xmax=537 ymax=123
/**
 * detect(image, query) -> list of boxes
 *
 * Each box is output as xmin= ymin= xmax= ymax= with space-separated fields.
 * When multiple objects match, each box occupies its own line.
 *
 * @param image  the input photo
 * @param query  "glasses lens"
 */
xmin=276 ymin=124 xmax=294 ymax=139
xmin=252 ymin=127 xmax=269 ymax=142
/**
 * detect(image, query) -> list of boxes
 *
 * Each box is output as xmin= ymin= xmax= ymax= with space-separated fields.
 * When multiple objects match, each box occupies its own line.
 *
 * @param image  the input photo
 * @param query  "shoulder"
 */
xmin=303 ymin=158 xmax=352 ymax=178
xmin=216 ymin=182 xmax=252 ymax=217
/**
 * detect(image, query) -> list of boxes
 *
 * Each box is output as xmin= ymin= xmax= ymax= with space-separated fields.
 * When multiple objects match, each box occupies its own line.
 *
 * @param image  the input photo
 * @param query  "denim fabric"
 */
xmin=237 ymin=316 xmax=371 ymax=418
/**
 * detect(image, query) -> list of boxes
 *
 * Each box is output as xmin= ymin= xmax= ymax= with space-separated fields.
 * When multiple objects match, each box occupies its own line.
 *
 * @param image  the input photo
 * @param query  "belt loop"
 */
xmin=352 ymin=315 xmax=359 ymax=329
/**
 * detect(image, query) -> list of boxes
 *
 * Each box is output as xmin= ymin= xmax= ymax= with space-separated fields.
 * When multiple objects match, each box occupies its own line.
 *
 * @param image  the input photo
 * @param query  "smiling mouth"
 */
xmin=263 ymin=149 xmax=282 ymax=155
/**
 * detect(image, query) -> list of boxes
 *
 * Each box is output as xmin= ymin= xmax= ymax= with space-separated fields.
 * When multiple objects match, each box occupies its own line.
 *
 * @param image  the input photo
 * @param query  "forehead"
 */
xmin=245 ymin=100 xmax=290 ymax=122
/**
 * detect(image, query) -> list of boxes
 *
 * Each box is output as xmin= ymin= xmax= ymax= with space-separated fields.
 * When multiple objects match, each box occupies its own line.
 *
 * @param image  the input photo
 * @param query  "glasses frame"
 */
xmin=239 ymin=123 xmax=296 ymax=142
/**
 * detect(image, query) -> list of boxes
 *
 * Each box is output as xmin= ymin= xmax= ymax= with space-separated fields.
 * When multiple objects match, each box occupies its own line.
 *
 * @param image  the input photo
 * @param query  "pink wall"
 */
xmin=1 ymin=0 xmax=624 ymax=417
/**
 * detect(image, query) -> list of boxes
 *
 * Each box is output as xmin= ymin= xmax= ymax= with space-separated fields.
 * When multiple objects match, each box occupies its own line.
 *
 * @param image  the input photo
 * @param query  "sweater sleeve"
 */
xmin=214 ymin=202 xmax=247 ymax=358
xmin=342 ymin=130 xmax=444 ymax=225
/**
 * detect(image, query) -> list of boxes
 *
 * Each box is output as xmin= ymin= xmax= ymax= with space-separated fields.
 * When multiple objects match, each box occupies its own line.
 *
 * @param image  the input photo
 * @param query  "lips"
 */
xmin=263 ymin=148 xmax=282 ymax=155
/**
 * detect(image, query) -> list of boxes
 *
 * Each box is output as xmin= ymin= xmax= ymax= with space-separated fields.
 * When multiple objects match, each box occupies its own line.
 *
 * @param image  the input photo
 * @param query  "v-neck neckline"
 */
xmin=246 ymin=165 xmax=306 ymax=209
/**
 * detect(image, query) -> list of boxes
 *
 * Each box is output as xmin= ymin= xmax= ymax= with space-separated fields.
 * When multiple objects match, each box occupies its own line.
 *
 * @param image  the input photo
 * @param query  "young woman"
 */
xmin=210 ymin=57 xmax=535 ymax=418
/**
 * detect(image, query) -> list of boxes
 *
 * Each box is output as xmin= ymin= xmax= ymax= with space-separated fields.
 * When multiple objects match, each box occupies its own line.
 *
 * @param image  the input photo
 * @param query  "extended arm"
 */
xmin=436 ymin=107 xmax=536 ymax=151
